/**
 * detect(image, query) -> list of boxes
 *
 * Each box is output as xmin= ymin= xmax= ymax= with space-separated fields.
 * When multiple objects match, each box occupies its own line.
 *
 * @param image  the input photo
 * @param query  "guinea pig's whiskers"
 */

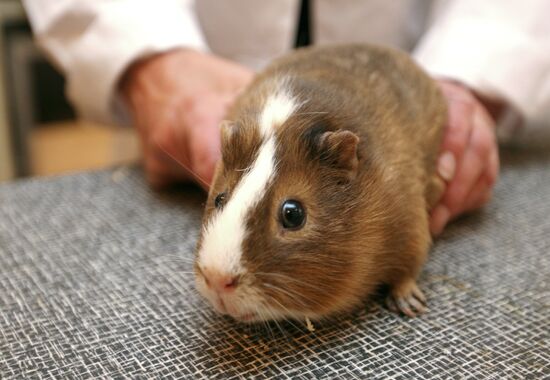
xmin=264 ymin=282 xmax=327 ymax=312
xmin=293 ymin=111 xmax=329 ymax=116
xmin=267 ymin=297 xmax=308 ymax=333
xmin=255 ymin=304 xmax=276 ymax=340
xmin=270 ymin=315 xmax=287 ymax=339
xmin=260 ymin=305 xmax=284 ymax=335
xmin=263 ymin=284 xmax=315 ymax=313
xmin=157 ymin=254 xmax=196 ymax=265
xmin=265 ymin=319 xmax=276 ymax=342
xmin=257 ymin=272 xmax=318 ymax=291
xmin=262 ymin=283 xmax=305 ymax=306
xmin=234 ymin=165 xmax=252 ymax=172
xmin=267 ymin=312 xmax=291 ymax=343
xmin=254 ymin=305 xmax=275 ymax=340
xmin=154 ymin=141 xmax=210 ymax=188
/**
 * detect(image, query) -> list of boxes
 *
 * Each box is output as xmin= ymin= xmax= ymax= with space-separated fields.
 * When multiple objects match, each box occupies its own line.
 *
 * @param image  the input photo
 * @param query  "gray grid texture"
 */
xmin=0 ymin=147 xmax=549 ymax=379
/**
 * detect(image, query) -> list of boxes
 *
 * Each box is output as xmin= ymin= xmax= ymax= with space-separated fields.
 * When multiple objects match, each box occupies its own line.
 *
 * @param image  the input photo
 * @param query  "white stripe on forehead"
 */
xmin=198 ymin=85 xmax=297 ymax=275
xmin=259 ymin=87 xmax=297 ymax=136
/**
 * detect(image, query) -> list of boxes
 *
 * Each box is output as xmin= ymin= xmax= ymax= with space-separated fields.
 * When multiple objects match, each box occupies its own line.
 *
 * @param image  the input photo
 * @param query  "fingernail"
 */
xmin=437 ymin=151 xmax=456 ymax=181
xmin=431 ymin=205 xmax=450 ymax=236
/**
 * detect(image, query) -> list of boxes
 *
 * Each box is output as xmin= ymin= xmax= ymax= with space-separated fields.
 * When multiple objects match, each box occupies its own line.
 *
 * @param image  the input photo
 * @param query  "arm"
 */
xmin=414 ymin=0 xmax=550 ymax=235
xmin=22 ymin=0 xmax=208 ymax=124
xmin=415 ymin=0 xmax=550 ymax=126
xmin=23 ymin=0 xmax=254 ymax=189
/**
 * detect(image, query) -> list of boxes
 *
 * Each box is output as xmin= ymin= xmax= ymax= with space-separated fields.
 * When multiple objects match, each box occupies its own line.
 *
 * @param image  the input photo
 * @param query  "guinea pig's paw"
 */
xmin=386 ymin=280 xmax=427 ymax=318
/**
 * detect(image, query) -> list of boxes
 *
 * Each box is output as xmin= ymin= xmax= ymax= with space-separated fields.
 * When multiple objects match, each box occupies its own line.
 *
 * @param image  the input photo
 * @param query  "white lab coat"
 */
xmin=22 ymin=0 xmax=550 ymax=138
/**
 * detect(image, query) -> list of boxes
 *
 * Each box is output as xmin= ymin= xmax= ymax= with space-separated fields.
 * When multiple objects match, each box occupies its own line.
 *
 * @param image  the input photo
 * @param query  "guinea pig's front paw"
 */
xmin=386 ymin=279 xmax=427 ymax=317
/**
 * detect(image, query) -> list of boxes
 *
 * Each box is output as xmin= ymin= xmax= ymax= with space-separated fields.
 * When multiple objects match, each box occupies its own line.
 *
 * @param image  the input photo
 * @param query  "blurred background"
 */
xmin=0 ymin=0 xmax=139 ymax=183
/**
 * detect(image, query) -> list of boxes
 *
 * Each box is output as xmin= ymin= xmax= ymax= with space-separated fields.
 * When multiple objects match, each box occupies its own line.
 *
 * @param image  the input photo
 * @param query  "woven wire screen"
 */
xmin=0 ymin=148 xmax=549 ymax=379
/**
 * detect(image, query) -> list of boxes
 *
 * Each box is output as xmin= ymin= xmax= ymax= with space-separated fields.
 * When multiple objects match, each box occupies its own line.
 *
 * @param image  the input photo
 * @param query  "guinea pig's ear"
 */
xmin=318 ymin=130 xmax=359 ymax=180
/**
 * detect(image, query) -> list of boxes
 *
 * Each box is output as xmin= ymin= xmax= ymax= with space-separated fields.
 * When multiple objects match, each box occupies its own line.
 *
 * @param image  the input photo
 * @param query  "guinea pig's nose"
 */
xmin=203 ymin=269 xmax=239 ymax=293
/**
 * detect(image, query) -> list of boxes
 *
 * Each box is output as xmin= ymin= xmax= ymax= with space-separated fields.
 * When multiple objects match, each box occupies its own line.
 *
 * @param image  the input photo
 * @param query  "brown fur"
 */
xmin=196 ymin=44 xmax=446 ymax=320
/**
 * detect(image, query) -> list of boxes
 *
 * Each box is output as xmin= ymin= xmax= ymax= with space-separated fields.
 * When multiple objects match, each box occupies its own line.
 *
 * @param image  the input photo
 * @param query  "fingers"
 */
xmin=123 ymin=50 xmax=253 ymax=190
xmin=144 ymin=124 xmax=193 ymax=189
xmin=144 ymin=154 xmax=186 ymax=189
xmin=430 ymin=204 xmax=450 ymax=236
xmin=188 ymin=121 xmax=221 ymax=190
xmin=431 ymin=153 xmax=495 ymax=237
xmin=437 ymin=151 xmax=456 ymax=182
xmin=444 ymin=107 xmax=495 ymax=211
xmin=182 ymin=94 xmax=225 ymax=189
xmin=138 ymin=91 xmax=226 ymax=191
xmin=430 ymin=89 xmax=475 ymax=236
xmin=431 ymin=80 xmax=499 ymax=236
xmin=443 ymin=132 xmax=487 ymax=213
xmin=431 ymin=86 xmax=475 ymax=213
xmin=486 ymin=145 xmax=500 ymax=189
xmin=463 ymin=176 xmax=493 ymax=213
xmin=462 ymin=148 xmax=499 ymax=213
xmin=439 ymin=97 xmax=474 ymax=160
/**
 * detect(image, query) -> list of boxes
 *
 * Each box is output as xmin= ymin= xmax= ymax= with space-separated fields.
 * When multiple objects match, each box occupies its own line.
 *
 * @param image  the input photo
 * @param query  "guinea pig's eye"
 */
xmin=214 ymin=192 xmax=226 ymax=209
xmin=280 ymin=200 xmax=306 ymax=229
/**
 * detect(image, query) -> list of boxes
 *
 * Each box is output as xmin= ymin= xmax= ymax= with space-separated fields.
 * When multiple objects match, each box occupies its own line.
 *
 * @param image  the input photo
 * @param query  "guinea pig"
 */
xmin=194 ymin=44 xmax=446 ymax=323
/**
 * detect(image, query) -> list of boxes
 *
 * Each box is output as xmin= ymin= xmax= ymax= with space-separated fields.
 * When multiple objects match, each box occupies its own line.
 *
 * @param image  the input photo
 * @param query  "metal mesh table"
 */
xmin=1 ymin=148 xmax=549 ymax=379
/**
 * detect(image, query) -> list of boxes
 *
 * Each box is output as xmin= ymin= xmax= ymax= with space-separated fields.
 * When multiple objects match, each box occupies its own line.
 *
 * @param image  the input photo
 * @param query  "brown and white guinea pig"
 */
xmin=194 ymin=44 xmax=446 ymax=323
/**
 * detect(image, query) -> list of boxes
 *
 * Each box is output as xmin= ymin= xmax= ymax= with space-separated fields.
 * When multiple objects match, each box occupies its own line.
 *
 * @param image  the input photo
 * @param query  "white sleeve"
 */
xmin=22 ymin=0 xmax=208 ymax=124
xmin=413 ymin=0 xmax=550 ymax=126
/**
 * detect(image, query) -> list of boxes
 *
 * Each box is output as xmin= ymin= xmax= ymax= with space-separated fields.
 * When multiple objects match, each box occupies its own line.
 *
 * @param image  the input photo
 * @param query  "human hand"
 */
xmin=430 ymin=80 xmax=501 ymax=236
xmin=120 ymin=49 xmax=254 ymax=190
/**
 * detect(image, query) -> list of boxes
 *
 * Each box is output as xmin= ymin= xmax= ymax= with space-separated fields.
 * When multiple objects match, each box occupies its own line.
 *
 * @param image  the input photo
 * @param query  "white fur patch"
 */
xmin=197 ymin=81 xmax=296 ymax=282
xmin=259 ymin=88 xmax=297 ymax=136
xmin=198 ymin=137 xmax=277 ymax=275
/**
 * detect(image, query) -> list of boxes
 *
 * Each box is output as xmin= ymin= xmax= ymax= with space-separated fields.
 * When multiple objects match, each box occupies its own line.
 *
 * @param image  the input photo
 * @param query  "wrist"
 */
xmin=437 ymin=78 xmax=524 ymax=143
xmin=436 ymin=78 xmax=512 ymax=124
xmin=119 ymin=48 xmax=198 ymax=106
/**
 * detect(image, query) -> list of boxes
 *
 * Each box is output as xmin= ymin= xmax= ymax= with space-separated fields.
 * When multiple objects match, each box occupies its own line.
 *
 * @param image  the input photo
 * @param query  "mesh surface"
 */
xmin=0 ymin=149 xmax=549 ymax=379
